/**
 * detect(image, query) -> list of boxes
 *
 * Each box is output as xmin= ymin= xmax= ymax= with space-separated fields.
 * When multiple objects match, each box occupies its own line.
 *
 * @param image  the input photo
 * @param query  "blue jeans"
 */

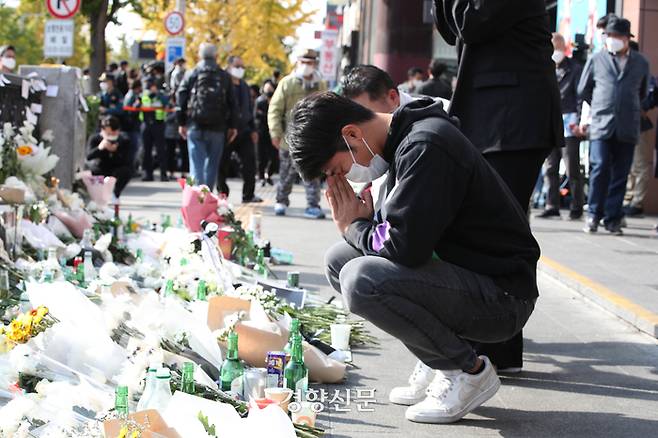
xmin=588 ymin=137 xmax=635 ymax=224
xmin=187 ymin=126 xmax=225 ymax=188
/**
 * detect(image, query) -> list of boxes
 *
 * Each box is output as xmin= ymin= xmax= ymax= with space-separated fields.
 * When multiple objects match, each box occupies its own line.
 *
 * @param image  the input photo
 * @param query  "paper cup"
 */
xmin=330 ymin=324 xmax=351 ymax=351
xmin=289 ymin=401 xmax=319 ymax=427
xmin=264 ymin=387 xmax=293 ymax=412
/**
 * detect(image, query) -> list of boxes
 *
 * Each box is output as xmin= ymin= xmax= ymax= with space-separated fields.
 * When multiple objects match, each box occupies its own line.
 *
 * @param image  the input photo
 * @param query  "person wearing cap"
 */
xmin=98 ymin=73 xmax=125 ymax=120
xmin=267 ymin=49 xmax=327 ymax=219
xmin=578 ymin=17 xmax=650 ymax=235
xmin=168 ymin=57 xmax=187 ymax=95
xmin=117 ymin=60 xmax=130 ymax=95
xmin=140 ymin=79 xmax=170 ymax=182
xmin=0 ymin=45 xmax=16 ymax=73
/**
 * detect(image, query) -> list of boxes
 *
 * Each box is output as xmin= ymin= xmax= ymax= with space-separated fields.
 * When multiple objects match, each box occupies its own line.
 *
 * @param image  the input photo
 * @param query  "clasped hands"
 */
xmin=326 ymin=175 xmax=374 ymax=234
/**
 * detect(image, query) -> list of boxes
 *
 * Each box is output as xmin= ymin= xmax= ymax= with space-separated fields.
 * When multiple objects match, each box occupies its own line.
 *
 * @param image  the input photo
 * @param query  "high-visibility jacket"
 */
xmin=139 ymin=92 xmax=166 ymax=122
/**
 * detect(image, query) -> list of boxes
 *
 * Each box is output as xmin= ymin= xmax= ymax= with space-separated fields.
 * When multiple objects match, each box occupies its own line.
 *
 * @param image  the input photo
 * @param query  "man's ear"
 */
xmin=341 ymin=124 xmax=364 ymax=141
xmin=389 ymin=88 xmax=400 ymax=107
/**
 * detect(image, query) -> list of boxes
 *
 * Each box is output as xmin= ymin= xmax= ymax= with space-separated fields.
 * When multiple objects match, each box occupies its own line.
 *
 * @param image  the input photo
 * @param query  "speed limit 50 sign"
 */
xmin=46 ymin=0 xmax=81 ymax=19
xmin=164 ymin=11 xmax=185 ymax=36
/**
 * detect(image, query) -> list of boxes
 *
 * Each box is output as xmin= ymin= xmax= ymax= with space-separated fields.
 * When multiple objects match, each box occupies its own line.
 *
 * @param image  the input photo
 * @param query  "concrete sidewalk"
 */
xmin=121 ymin=178 xmax=658 ymax=437
xmin=531 ymin=212 xmax=658 ymax=338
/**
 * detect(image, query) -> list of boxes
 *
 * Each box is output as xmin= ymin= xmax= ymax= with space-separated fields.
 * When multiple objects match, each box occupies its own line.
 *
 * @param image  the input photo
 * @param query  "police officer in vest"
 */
xmin=140 ymin=79 xmax=170 ymax=182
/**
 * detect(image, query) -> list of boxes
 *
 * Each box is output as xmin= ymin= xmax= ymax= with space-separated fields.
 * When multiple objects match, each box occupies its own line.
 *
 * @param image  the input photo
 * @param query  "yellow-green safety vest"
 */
xmin=139 ymin=92 xmax=166 ymax=122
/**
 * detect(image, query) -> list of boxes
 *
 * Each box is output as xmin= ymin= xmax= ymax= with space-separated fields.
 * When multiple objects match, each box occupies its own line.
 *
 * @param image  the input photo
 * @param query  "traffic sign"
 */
xmin=44 ymin=19 xmax=74 ymax=58
xmin=46 ymin=0 xmax=81 ymax=20
xmin=165 ymin=37 xmax=185 ymax=71
xmin=164 ymin=11 xmax=185 ymax=36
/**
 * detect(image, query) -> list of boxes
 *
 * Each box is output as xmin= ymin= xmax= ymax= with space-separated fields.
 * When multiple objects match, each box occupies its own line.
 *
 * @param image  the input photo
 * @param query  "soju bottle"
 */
xmin=220 ymin=331 xmax=244 ymax=395
xmin=124 ymin=214 xmax=134 ymax=235
xmin=284 ymin=334 xmax=308 ymax=399
xmin=135 ymin=248 xmax=143 ymax=263
xmin=196 ymin=280 xmax=207 ymax=301
xmin=137 ymin=362 xmax=159 ymax=411
xmin=115 ymin=385 xmax=129 ymax=417
xmin=74 ymin=256 xmax=85 ymax=286
xmin=284 ymin=318 xmax=301 ymax=358
xmin=180 ymin=362 xmax=196 ymax=394
xmin=161 ymin=214 xmax=172 ymax=230
xmin=254 ymin=248 xmax=267 ymax=278
xmin=164 ymin=279 xmax=174 ymax=297
xmin=112 ymin=204 xmax=121 ymax=244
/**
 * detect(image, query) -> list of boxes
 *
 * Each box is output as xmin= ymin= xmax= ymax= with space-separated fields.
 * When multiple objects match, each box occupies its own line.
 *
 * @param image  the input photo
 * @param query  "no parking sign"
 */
xmin=46 ymin=0 xmax=81 ymax=19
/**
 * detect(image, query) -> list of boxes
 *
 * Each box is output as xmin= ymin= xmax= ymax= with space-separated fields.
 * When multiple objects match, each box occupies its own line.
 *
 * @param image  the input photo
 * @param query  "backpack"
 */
xmin=189 ymin=64 xmax=230 ymax=128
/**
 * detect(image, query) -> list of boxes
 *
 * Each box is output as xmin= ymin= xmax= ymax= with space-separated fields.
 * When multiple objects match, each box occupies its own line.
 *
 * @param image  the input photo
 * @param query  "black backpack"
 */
xmin=189 ymin=64 xmax=230 ymax=128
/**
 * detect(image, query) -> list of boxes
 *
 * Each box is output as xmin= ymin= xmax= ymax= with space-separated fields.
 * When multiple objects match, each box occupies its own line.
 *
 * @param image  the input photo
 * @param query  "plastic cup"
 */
xmin=264 ymin=387 xmax=293 ymax=412
xmin=330 ymin=324 xmax=351 ymax=351
xmin=290 ymin=401 xmax=318 ymax=427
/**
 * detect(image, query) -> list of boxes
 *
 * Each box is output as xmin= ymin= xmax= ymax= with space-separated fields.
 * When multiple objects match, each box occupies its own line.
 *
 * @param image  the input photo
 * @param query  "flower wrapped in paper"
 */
xmin=180 ymin=182 xmax=225 ymax=232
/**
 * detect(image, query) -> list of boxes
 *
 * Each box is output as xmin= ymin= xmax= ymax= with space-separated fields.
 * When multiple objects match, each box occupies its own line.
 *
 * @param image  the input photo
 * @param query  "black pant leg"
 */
xmin=180 ymin=138 xmax=190 ymax=173
xmin=141 ymin=124 xmax=154 ymax=177
xmin=472 ymin=148 xmax=551 ymax=368
xmin=153 ymin=122 xmax=167 ymax=178
xmin=217 ymin=141 xmax=232 ymax=194
xmin=112 ymin=166 xmax=133 ymax=197
xmin=237 ymin=132 xmax=257 ymax=199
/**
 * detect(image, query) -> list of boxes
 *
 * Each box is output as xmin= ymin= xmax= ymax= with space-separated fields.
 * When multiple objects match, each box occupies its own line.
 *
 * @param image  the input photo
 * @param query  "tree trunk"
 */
xmin=88 ymin=0 xmax=109 ymax=94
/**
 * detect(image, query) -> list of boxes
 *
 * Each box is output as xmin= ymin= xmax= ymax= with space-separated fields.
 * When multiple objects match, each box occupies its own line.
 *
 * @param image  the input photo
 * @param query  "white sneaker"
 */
xmin=405 ymin=356 xmax=500 ymax=424
xmin=389 ymin=360 xmax=435 ymax=405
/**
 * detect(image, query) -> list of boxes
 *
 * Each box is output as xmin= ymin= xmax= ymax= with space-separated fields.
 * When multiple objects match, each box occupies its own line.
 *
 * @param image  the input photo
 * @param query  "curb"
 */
xmin=538 ymin=256 xmax=658 ymax=339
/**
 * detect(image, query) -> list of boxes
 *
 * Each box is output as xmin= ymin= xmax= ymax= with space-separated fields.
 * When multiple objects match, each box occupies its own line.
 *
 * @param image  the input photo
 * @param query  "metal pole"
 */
xmin=175 ymin=0 xmax=186 ymax=13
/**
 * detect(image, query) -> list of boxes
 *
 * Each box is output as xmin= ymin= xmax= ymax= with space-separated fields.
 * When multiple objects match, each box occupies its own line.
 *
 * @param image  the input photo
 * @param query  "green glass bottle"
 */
xmin=164 ymin=279 xmax=174 ymax=297
xmin=196 ymin=280 xmax=207 ymax=301
xmin=254 ymin=248 xmax=267 ymax=278
xmin=284 ymin=334 xmax=308 ymax=399
xmin=220 ymin=331 xmax=244 ymax=395
xmin=115 ymin=385 xmax=129 ymax=417
xmin=162 ymin=214 xmax=172 ymax=230
xmin=180 ymin=362 xmax=196 ymax=394
xmin=283 ymin=318 xmax=301 ymax=357
xmin=135 ymin=248 xmax=143 ymax=262
xmin=124 ymin=213 xmax=134 ymax=235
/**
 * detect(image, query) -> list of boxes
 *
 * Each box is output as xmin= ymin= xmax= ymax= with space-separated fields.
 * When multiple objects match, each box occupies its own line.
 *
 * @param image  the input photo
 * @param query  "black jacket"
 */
xmin=254 ymin=95 xmax=270 ymax=134
xmin=433 ymin=0 xmax=563 ymax=153
xmin=556 ymin=57 xmax=583 ymax=115
xmin=344 ymin=99 xmax=541 ymax=300
xmin=417 ymin=77 xmax=453 ymax=100
xmin=85 ymin=133 xmax=131 ymax=173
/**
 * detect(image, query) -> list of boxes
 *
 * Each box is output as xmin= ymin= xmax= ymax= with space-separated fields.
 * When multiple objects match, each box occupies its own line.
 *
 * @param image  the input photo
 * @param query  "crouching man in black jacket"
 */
xmin=287 ymin=92 xmax=540 ymax=424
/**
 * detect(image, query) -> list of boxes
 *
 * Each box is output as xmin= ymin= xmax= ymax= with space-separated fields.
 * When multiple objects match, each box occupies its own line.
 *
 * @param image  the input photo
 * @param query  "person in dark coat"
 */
xmin=536 ymin=32 xmax=585 ymax=220
xmin=417 ymin=59 xmax=452 ymax=100
xmin=433 ymin=0 xmax=563 ymax=373
xmin=85 ymin=116 xmax=133 ymax=199
xmin=254 ymin=81 xmax=278 ymax=186
xmin=578 ymin=17 xmax=650 ymax=235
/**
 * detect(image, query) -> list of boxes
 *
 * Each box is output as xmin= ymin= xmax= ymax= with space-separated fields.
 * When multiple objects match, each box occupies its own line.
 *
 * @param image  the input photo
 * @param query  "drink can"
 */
xmin=266 ymin=351 xmax=287 ymax=388
xmin=243 ymin=367 xmax=268 ymax=400
xmin=287 ymin=271 xmax=300 ymax=288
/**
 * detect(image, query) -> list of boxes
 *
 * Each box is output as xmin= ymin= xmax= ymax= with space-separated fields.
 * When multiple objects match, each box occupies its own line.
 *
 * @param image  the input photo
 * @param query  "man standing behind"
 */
xmin=98 ymin=73 xmax=125 ymax=121
xmin=268 ymin=49 xmax=327 ymax=219
xmin=177 ymin=43 xmax=238 ymax=188
xmin=417 ymin=59 xmax=452 ymax=100
xmin=140 ymin=79 xmax=169 ymax=182
xmin=536 ymin=33 xmax=585 ymax=220
xmin=217 ymin=56 xmax=262 ymax=203
xmin=255 ymin=81 xmax=278 ymax=186
xmin=578 ymin=17 xmax=650 ymax=235
xmin=433 ymin=0 xmax=563 ymax=373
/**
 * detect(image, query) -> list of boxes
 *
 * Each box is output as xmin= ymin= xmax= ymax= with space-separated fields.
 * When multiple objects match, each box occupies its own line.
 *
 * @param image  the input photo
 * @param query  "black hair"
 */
xmin=408 ymin=67 xmax=424 ymax=78
xmin=286 ymin=91 xmax=375 ymax=181
xmin=629 ymin=40 xmax=640 ymax=51
xmin=429 ymin=59 xmax=447 ymax=78
xmin=109 ymin=62 xmax=119 ymax=70
xmin=597 ymin=13 xmax=617 ymax=30
xmin=341 ymin=64 xmax=396 ymax=101
xmin=0 ymin=45 xmax=15 ymax=56
xmin=250 ymin=84 xmax=261 ymax=95
xmin=273 ymin=69 xmax=281 ymax=78
xmin=120 ymin=60 xmax=129 ymax=66
xmin=100 ymin=115 xmax=121 ymax=131
xmin=131 ymin=80 xmax=143 ymax=90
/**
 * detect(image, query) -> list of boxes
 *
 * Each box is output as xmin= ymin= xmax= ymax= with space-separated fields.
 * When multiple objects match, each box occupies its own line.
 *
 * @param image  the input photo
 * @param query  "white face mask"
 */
xmin=230 ymin=66 xmax=245 ymax=79
xmin=551 ymin=50 xmax=566 ymax=64
xmin=100 ymin=82 xmax=109 ymax=92
xmin=103 ymin=132 xmax=119 ymax=141
xmin=297 ymin=64 xmax=315 ymax=77
xmin=1 ymin=57 xmax=15 ymax=70
xmin=343 ymin=136 xmax=389 ymax=183
xmin=606 ymin=37 xmax=625 ymax=54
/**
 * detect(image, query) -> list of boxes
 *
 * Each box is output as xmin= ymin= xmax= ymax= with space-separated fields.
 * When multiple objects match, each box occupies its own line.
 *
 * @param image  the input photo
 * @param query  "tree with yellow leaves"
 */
xmin=141 ymin=0 xmax=315 ymax=83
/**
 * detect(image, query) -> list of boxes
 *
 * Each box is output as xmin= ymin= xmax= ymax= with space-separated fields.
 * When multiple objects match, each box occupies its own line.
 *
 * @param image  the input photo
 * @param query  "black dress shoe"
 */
xmin=535 ymin=208 xmax=561 ymax=219
xmin=568 ymin=210 xmax=583 ymax=220
xmin=160 ymin=175 xmax=171 ymax=182
xmin=142 ymin=175 xmax=154 ymax=182
xmin=242 ymin=196 xmax=263 ymax=203
xmin=624 ymin=205 xmax=644 ymax=217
